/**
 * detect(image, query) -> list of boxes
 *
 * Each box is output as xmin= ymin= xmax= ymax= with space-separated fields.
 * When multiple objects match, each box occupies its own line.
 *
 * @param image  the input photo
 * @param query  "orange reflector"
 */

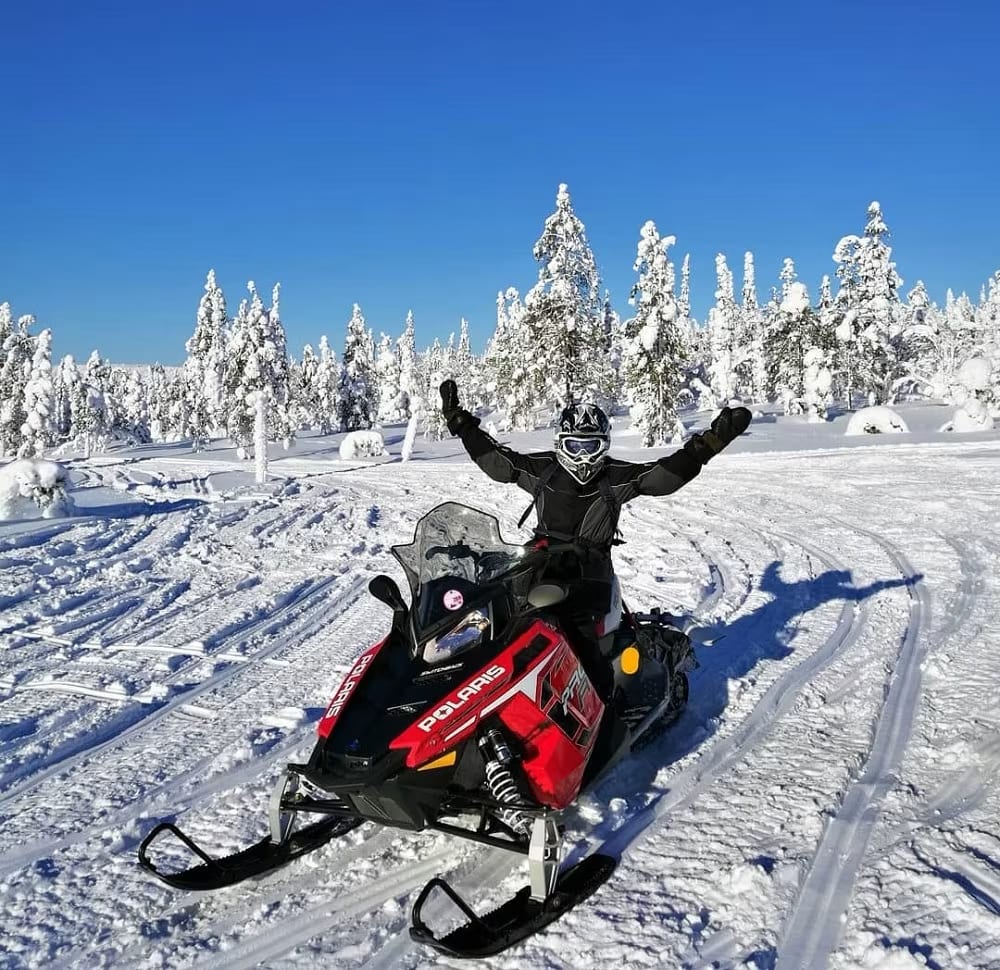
xmin=621 ymin=646 xmax=641 ymax=676
xmin=417 ymin=751 xmax=457 ymax=772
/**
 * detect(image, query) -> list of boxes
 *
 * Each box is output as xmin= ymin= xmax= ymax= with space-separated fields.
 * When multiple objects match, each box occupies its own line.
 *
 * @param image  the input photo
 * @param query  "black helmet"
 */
xmin=555 ymin=403 xmax=610 ymax=484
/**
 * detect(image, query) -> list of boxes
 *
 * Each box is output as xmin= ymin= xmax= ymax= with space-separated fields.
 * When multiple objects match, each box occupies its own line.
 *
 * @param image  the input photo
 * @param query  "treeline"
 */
xmin=2 ymin=185 xmax=998 ymax=461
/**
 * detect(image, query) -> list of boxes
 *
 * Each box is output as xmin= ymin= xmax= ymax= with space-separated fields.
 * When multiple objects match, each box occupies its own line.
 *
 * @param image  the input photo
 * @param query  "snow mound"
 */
xmin=844 ymin=407 xmax=910 ymax=436
xmin=339 ymin=430 xmax=387 ymax=460
xmin=0 ymin=458 xmax=74 ymax=520
xmin=940 ymin=397 xmax=995 ymax=433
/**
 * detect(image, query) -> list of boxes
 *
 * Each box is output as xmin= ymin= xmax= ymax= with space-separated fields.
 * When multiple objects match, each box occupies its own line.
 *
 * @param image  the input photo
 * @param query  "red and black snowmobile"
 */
xmin=138 ymin=502 xmax=697 ymax=957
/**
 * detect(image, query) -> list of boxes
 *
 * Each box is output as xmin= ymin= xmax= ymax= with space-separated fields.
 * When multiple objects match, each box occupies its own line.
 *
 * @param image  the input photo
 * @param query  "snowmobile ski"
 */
xmin=410 ymin=852 xmax=617 ymax=958
xmin=137 ymin=814 xmax=362 ymax=891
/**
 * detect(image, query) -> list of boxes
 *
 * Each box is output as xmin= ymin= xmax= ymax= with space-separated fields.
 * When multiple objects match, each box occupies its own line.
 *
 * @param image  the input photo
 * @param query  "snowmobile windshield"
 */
xmin=391 ymin=503 xmax=526 ymax=600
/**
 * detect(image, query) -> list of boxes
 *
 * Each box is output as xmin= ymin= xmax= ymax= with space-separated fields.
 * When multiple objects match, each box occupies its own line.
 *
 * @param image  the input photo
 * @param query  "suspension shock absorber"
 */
xmin=478 ymin=727 xmax=532 ymax=836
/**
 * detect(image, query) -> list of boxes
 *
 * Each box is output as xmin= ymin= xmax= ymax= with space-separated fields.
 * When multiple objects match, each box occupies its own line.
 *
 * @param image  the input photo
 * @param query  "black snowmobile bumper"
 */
xmin=409 ymin=853 xmax=617 ymax=958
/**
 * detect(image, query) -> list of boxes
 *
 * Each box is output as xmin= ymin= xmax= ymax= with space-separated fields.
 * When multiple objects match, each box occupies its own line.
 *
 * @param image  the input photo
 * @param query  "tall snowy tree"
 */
xmin=831 ymin=202 xmax=905 ymax=405
xmin=18 ymin=327 xmax=54 ymax=456
xmin=52 ymin=355 xmax=80 ymax=438
xmin=375 ymin=333 xmax=403 ymax=423
xmin=396 ymin=311 xmax=417 ymax=417
xmin=337 ymin=304 xmax=378 ymax=432
xmin=0 ymin=315 xmax=35 ymax=457
xmin=622 ymin=221 xmax=688 ymax=446
xmin=185 ymin=269 xmax=229 ymax=443
xmin=223 ymin=281 xmax=291 ymax=460
xmin=706 ymin=254 xmax=741 ymax=405
xmin=741 ymin=251 xmax=768 ymax=402
xmin=522 ymin=183 xmax=607 ymax=407
xmin=313 ymin=336 xmax=339 ymax=434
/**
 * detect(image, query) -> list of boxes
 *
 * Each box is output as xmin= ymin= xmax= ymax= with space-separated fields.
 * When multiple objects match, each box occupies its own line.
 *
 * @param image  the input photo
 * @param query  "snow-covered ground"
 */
xmin=2 ymin=403 xmax=1000 ymax=970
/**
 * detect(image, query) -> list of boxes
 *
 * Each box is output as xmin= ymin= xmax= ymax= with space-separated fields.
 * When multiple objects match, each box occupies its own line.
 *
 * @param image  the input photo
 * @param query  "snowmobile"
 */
xmin=138 ymin=502 xmax=697 ymax=958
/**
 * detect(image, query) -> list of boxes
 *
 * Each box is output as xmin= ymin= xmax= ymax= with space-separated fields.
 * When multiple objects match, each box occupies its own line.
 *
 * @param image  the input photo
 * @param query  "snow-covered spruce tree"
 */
xmin=119 ymin=369 xmax=151 ymax=443
xmin=622 ymin=221 xmax=687 ymax=446
xmin=71 ymin=382 xmax=107 ymax=457
xmin=522 ymin=183 xmax=607 ymax=408
xmin=146 ymin=364 xmax=171 ymax=441
xmin=223 ymin=281 xmax=292 ymax=461
xmin=0 ymin=315 xmax=35 ymax=457
xmin=764 ymin=262 xmax=822 ymax=413
xmin=602 ymin=293 xmax=627 ymax=407
xmin=490 ymin=287 xmax=540 ymax=430
xmin=337 ymin=304 xmax=378 ymax=433
xmin=313 ymin=336 xmax=339 ymax=434
xmin=184 ymin=270 xmax=229 ymax=447
xmin=831 ymin=202 xmax=906 ymax=406
xmin=375 ymin=333 xmax=403 ymax=423
xmin=741 ymin=252 xmax=768 ymax=403
xmin=18 ymin=327 xmax=54 ymax=457
xmin=396 ymin=310 xmax=417 ymax=419
xmin=452 ymin=318 xmax=474 ymax=404
xmin=419 ymin=337 xmax=451 ymax=440
xmin=706 ymin=254 xmax=742 ymax=404
xmin=52 ymin=355 xmax=79 ymax=439
xmin=293 ymin=343 xmax=321 ymax=430
xmin=485 ymin=288 xmax=522 ymax=420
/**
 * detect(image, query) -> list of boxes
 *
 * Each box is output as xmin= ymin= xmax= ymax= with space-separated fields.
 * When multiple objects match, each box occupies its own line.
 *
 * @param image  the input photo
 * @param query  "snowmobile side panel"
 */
xmin=409 ymin=852 xmax=617 ymax=958
xmin=137 ymin=815 xmax=362 ymax=891
xmin=316 ymin=637 xmax=388 ymax=739
xmin=389 ymin=621 xmax=563 ymax=769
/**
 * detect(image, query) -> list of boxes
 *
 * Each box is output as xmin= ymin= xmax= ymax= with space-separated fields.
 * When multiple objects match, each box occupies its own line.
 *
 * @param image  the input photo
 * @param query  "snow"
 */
xmin=339 ymin=430 xmax=387 ymax=460
xmin=2 ymin=405 xmax=1000 ymax=968
xmin=0 ymin=457 xmax=74 ymax=520
xmin=845 ymin=406 xmax=910 ymax=435
xmin=956 ymin=356 xmax=991 ymax=393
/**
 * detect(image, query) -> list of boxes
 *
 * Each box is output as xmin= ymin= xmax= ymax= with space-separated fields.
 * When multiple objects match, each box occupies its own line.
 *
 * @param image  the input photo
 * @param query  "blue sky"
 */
xmin=2 ymin=0 xmax=997 ymax=365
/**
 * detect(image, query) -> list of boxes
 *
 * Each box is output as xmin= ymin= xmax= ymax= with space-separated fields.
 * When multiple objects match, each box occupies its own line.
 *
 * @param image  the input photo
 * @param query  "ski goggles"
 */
xmin=559 ymin=436 xmax=607 ymax=457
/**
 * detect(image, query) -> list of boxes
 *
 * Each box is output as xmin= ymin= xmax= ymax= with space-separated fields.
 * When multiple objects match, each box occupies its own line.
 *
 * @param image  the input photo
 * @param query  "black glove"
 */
xmin=710 ymin=406 xmax=752 ymax=445
xmin=439 ymin=380 xmax=478 ymax=436
xmin=440 ymin=379 xmax=459 ymax=419
xmin=687 ymin=406 xmax=751 ymax=463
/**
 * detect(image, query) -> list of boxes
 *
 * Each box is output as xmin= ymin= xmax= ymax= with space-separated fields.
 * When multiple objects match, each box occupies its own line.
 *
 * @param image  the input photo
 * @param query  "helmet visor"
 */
xmin=561 ymin=436 xmax=606 ymax=457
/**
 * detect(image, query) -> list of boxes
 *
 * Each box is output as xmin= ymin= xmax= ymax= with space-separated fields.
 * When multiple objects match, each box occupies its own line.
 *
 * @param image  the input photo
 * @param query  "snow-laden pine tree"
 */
xmin=0 ymin=316 xmax=35 ymax=457
xmin=224 ymin=281 xmax=291 ymax=460
xmin=185 ymin=269 xmax=229 ymax=441
xmin=52 ymin=355 xmax=79 ymax=438
xmin=831 ymin=202 xmax=906 ymax=405
xmin=451 ymin=319 xmax=474 ymax=403
xmin=488 ymin=287 xmax=538 ymax=430
xmin=764 ymin=261 xmax=820 ymax=412
xmin=741 ymin=252 xmax=768 ymax=403
xmin=375 ymin=333 xmax=403 ymax=423
xmin=396 ymin=311 xmax=417 ymax=418
xmin=18 ymin=327 xmax=54 ymax=457
xmin=294 ymin=344 xmax=321 ymax=429
xmin=706 ymin=254 xmax=741 ymax=404
xmin=420 ymin=337 xmax=451 ymax=440
xmin=120 ymin=369 xmax=151 ymax=443
xmin=313 ymin=336 xmax=339 ymax=434
xmin=337 ymin=304 xmax=378 ymax=433
xmin=522 ymin=183 xmax=607 ymax=407
xmin=622 ymin=221 xmax=687 ymax=446
xmin=146 ymin=364 xmax=171 ymax=441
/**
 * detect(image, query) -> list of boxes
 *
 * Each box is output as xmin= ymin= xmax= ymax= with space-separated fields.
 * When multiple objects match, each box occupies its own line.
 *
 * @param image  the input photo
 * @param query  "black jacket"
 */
xmin=453 ymin=418 xmax=708 ymax=553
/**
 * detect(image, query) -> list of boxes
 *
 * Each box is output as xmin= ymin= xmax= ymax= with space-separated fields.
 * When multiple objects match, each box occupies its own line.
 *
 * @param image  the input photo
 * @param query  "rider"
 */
xmin=439 ymin=380 xmax=751 ymax=701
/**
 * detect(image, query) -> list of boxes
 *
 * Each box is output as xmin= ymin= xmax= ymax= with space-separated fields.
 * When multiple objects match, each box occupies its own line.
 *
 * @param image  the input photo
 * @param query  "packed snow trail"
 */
xmin=2 ymin=429 xmax=1000 ymax=968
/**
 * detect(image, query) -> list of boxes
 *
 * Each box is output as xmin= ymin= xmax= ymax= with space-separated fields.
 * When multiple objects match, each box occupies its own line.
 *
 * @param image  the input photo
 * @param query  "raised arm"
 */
xmin=631 ymin=406 xmax=752 ymax=496
xmin=440 ymin=380 xmax=538 ymax=486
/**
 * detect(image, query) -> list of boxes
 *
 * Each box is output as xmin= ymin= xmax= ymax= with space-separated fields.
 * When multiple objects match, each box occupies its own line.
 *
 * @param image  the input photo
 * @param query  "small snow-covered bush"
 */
xmin=0 ymin=458 xmax=74 ymax=520
xmin=844 ymin=406 xmax=910 ymax=436
xmin=940 ymin=395 xmax=995 ymax=433
xmin=339 ymin=430 xmax=386 ymax=460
